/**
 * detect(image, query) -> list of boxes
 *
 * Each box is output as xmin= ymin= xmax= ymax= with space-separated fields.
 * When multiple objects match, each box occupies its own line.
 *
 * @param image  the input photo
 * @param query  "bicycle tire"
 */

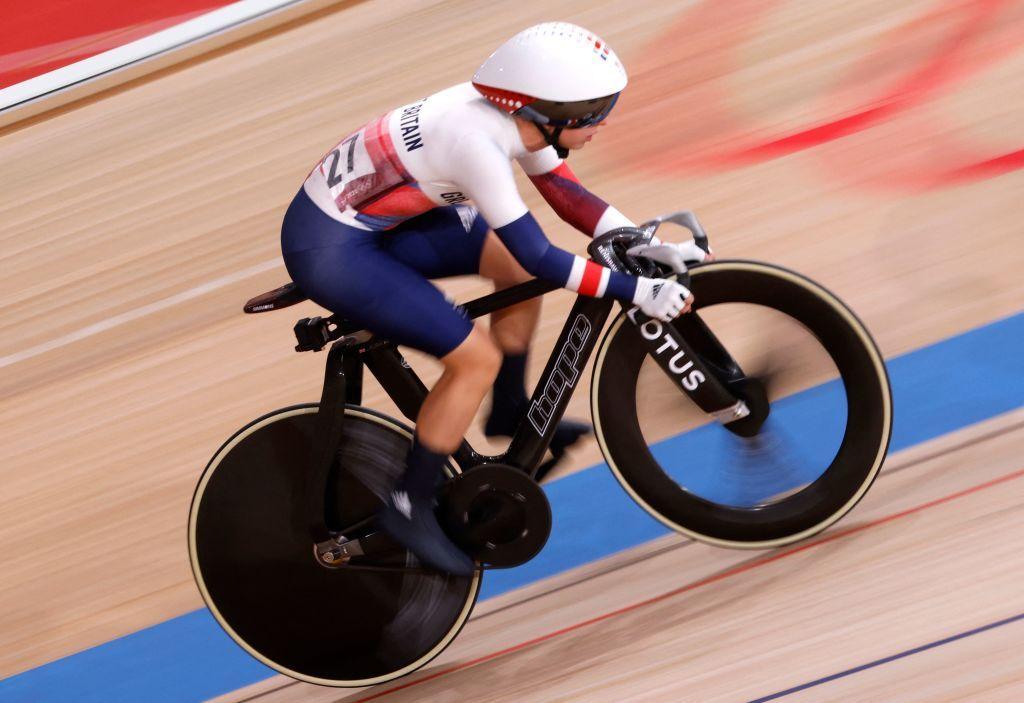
xmin=188 ymin=404 xmax=480 ymax=686
xmin=591 ymin=261 xmax=893 ymax=549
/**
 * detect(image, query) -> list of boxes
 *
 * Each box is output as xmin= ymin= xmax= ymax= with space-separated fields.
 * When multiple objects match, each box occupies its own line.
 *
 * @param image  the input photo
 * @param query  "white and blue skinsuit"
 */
xmin=281 ymin=82 xmax=638 ymax=357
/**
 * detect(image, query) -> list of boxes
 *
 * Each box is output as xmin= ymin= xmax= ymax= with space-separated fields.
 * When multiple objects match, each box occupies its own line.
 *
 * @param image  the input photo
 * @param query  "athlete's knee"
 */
xmin=493 ymin=256 xmax=532 ymax=288
xmin=443 ymin=325 xmax=502 ymax=380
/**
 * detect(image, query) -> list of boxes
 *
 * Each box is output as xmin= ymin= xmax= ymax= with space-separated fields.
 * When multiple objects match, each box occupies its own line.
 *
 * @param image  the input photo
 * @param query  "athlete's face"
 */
xmin=516 ymin=118 xmax=608 ymax=152
xmin=558 ymin=121 xmax=606 ymax=150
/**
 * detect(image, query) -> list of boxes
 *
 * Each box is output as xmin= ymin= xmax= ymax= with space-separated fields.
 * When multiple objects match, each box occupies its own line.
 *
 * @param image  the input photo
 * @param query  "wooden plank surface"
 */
xmin=219 ymin=411 xmax=1024 ymax=702
xmin=1 ymin=0 xmax=1022 ymax=696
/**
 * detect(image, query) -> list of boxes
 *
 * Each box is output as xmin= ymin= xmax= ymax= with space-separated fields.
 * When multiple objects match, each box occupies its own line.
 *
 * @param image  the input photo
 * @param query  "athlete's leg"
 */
xmin=476 ymin=230 xmax=542 ymax=431
xmin=416 ymin=325 xmax=502 ymax=451
xmin=382 ymin=205 xmax=589 ymax=477
xmin=385 ymin=207 xmax=541 ymax=431
xmin=385 ymin=206 xmax=541 ymax=353
xmin=478 ymin=230 xmax=541 ymax=353
xmin=376 ymin=325 xmax=499 ymax=577
xmin=282 ymin=194 xmax=495 ymax=574
xmin=476 ymin=232 xmax=592 ymax=475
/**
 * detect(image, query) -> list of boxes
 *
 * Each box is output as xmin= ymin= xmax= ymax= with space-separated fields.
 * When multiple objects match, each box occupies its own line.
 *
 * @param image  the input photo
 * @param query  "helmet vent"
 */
xmin=472 ymin=83 xmax=533 ymax=114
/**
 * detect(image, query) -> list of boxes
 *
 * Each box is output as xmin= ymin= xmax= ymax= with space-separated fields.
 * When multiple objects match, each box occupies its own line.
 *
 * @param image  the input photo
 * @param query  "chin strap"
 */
xmin=538 ymin=123 xmax=569 ymax=159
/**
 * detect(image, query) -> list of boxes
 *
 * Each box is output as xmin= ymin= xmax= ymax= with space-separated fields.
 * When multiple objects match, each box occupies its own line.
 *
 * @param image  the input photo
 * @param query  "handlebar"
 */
xmin=587 ymin=209 xmax=711 ymax=276
xmin=640 ymin=210 xmax=711 ymax=254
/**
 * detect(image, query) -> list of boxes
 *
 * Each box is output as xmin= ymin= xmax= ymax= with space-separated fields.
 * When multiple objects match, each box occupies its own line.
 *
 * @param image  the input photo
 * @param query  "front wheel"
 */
xmin=591 ymin=261 xmax=892 ymax=549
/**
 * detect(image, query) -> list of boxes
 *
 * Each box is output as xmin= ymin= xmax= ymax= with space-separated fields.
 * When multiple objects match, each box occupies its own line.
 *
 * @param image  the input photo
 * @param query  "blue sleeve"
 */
xmin=494 ymin=212 xmax=637 ymax=302
xmin=494 ymin=212 xmax=573 ymax=280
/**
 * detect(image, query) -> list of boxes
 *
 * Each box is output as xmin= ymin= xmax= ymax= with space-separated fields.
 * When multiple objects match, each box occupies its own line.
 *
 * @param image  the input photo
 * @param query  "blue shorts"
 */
xmin=281 ymin=188 xmax=489 ymax=358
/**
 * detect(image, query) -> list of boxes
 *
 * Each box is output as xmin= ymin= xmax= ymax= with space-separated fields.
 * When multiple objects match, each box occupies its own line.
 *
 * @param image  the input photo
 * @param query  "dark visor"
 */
xmin=517 ymin=92 xmax=620 ymax=128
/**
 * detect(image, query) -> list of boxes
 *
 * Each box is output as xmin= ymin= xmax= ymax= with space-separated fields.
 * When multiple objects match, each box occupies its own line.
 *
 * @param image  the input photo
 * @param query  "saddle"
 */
xmin=243 ymin=282 xmax=308 ymax=313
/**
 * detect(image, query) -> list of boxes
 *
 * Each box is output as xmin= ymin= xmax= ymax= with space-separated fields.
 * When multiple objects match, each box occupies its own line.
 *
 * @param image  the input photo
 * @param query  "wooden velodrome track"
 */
xmin=2 ymin=0 xmax=1023 ymax=700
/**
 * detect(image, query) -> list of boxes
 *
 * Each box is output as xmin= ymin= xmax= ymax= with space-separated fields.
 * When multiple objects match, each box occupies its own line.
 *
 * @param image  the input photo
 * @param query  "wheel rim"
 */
xmin=592 ymin=261 xmax=893 ymax=548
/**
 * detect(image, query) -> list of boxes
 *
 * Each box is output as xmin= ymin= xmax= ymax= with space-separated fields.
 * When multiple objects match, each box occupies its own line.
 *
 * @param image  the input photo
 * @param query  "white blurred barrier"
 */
xmin=0 ymin=0 xmax=349 ymax=127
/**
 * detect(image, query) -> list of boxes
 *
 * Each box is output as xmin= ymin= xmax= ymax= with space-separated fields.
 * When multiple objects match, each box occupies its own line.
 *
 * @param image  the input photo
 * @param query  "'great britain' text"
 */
xmin=399 ymin=103 xmax=424 ymax=151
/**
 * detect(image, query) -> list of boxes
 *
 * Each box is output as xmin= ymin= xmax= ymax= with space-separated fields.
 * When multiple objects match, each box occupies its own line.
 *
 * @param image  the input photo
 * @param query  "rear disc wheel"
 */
xmin=188 ymin=404 xmax=480 ymax=686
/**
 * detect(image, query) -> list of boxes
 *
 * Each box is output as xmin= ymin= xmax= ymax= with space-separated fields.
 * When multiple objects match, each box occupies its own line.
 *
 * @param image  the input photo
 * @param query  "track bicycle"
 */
xmin=188 ymin=211 xmax=892 ymax=686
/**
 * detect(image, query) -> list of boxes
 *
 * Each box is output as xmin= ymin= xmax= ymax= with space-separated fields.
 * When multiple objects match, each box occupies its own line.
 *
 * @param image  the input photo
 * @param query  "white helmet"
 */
xmin=473 ymin=22 xmax=627 ymax=129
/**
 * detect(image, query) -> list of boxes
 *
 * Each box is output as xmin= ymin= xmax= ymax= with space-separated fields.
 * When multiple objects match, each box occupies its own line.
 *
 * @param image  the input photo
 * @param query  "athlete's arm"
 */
xmin=451 ymin=135 xmax=689 ymax=320
xmin=519 ymin=147 xmax=713 ymax=270
xmin=451 ymin=135 xmax=637 ymax=302
xmin=494 ymin=213 xmax=692 ymax=320
xmin=518 ymin=147 xmax=634 ymax=237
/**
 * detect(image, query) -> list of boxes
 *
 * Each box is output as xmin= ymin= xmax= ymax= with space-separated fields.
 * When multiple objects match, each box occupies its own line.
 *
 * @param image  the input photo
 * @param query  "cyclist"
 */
xmin=281 ymin=22 xmax=710 ymax=575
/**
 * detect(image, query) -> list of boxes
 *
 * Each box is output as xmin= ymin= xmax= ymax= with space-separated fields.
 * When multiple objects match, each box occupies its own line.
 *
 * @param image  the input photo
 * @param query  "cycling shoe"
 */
xmin=377 ymin=489 xmax=475 ymax=577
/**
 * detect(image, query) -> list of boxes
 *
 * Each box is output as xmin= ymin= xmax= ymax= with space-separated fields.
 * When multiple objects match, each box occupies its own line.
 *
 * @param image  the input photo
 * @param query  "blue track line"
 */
xmin=747 ymin=612 xmax=1024 ymax=702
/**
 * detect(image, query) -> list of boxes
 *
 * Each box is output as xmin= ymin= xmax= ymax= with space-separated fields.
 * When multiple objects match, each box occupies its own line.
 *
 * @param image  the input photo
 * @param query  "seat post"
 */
xmin=342 ymin=350 xmax=364 ymax=405
xmin=302 ymin=341 xmax=349 ymax=546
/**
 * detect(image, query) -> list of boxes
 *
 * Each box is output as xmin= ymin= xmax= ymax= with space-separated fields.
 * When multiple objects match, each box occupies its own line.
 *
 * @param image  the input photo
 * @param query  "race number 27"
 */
xmin=324 ymin=135 xmax=359 ymax=189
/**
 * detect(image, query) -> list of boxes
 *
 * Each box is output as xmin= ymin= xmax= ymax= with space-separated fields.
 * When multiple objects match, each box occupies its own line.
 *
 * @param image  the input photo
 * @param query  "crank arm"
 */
xmin=315 ymin=530 xmax=401 ymax=567
xmin=316 ymin=534 xmax=365 ymax=565
xmin=624 ymin=306 xmax=750 ymax=426
xmin=316 ymin=531 xmax=494 ymax=573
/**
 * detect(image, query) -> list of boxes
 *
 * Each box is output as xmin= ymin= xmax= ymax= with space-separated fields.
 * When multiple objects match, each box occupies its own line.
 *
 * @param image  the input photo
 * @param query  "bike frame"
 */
xmin=365 ymin=285 xmax=614 ymax=475
xmin=299 ymin=216 xmax=753 ymax=549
